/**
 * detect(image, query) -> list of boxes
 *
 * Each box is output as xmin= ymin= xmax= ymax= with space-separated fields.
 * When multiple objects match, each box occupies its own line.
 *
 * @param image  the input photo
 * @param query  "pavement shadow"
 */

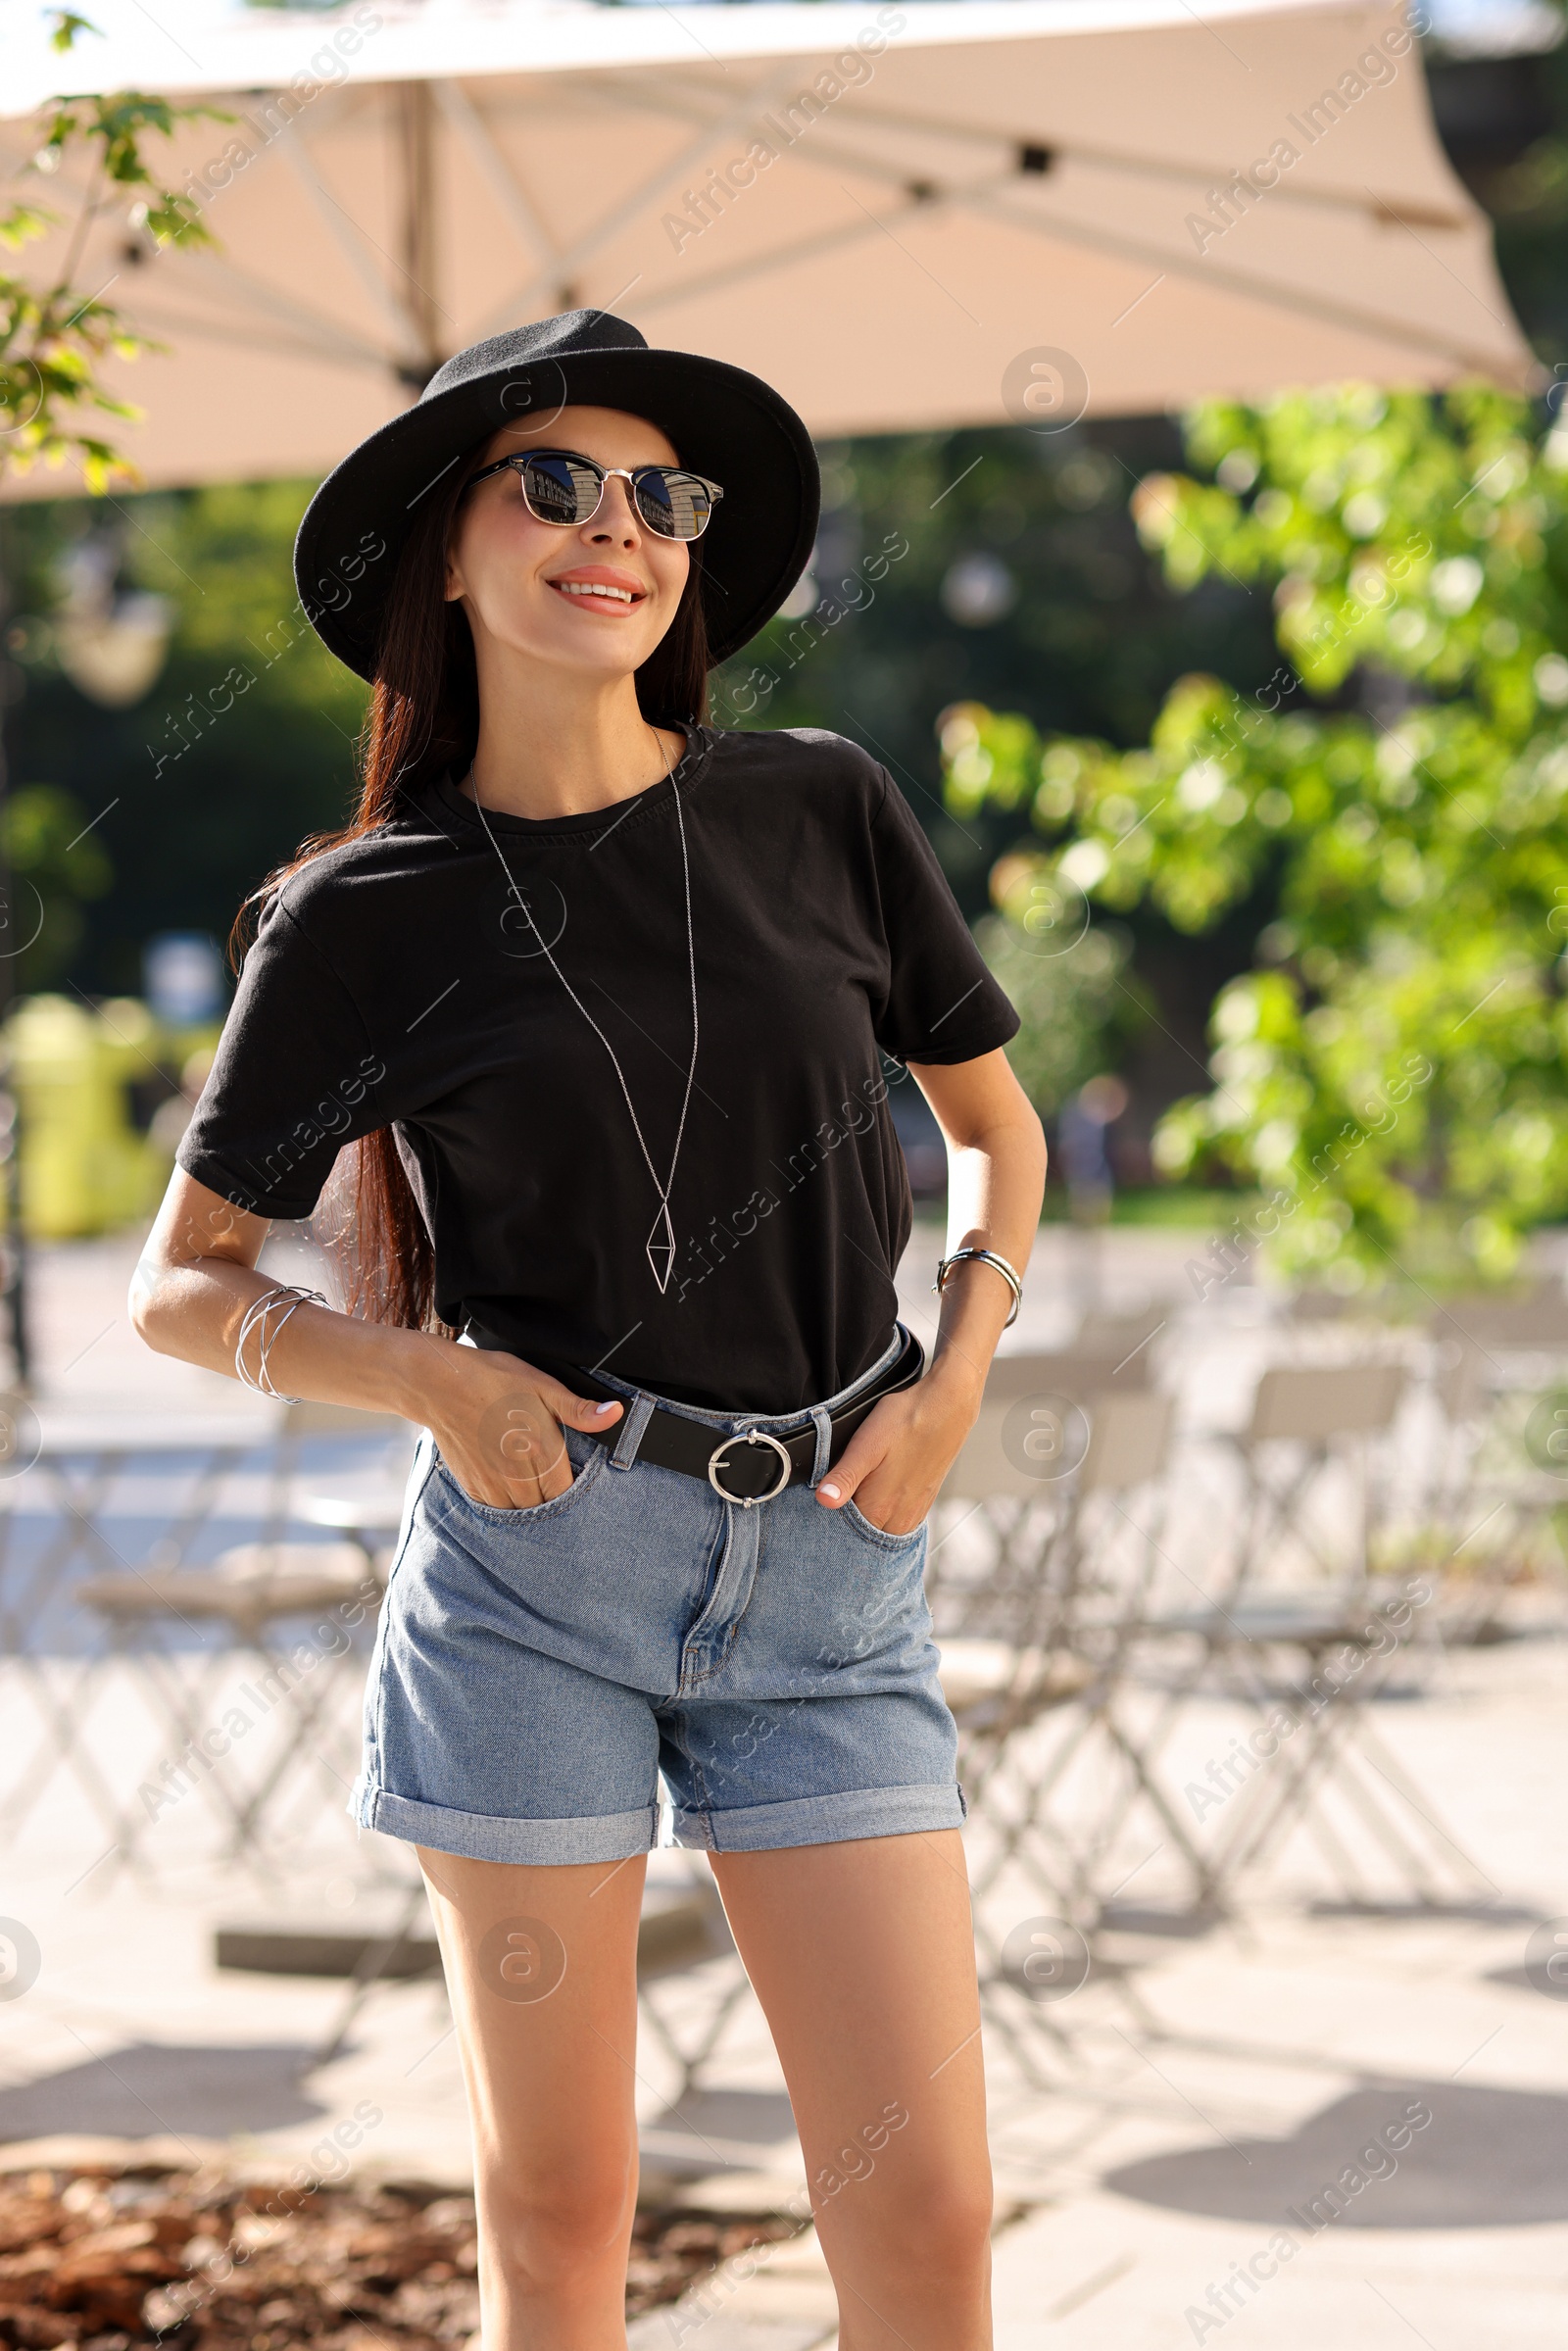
xmin=1104 ymin=2080 xmax=1568 ymax=2227
xmin=637 ymin=2086 xmax=800 ymax=2175
xmin=0 ymin=2043 xmax=327 ymax=2142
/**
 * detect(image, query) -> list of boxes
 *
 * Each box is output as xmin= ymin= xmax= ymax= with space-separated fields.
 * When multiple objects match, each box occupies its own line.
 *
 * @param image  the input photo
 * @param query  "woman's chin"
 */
xmin=482 ymin=619 xmax=662 ymax=682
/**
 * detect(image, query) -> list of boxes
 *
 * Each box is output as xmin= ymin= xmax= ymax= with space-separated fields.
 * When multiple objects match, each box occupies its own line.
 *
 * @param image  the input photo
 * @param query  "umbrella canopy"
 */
xmin=2 ymin=0 xmax=1535 ymax=492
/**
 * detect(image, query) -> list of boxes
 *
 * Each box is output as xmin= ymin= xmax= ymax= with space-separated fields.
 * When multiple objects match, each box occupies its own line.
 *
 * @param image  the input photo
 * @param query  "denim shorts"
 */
xmin=351 ymin=1327 xmax=964 ymax=1863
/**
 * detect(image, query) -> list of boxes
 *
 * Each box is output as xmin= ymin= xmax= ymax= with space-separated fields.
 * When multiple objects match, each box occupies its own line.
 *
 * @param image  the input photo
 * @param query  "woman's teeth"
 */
xmin=554 ymin=581 xmax=636 ymax=603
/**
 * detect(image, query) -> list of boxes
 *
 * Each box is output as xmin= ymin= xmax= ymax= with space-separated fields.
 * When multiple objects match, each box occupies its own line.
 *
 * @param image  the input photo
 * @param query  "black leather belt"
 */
xmin=471 ymin=1327 xmax=925 ymax=1506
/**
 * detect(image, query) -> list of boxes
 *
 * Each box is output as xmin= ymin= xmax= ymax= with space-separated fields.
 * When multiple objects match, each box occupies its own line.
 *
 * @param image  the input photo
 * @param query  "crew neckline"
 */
xmin=432 ymin=725 xmax=710 ymax=841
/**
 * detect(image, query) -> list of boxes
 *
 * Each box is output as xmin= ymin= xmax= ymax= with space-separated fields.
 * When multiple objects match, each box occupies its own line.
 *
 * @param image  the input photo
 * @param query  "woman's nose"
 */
xmin=586 ymin=474 xmax=640 ymax=545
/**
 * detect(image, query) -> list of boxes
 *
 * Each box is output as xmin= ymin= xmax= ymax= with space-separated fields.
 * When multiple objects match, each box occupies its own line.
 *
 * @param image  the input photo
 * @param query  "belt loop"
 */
xmin=610 ymin=1392 xmax=656 ymax=1471
xmin=808 ymin=1403 xmax=833 ymax=1489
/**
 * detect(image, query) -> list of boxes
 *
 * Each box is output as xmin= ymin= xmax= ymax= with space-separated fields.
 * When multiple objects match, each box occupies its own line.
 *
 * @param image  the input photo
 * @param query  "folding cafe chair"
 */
xmin=1120 ymin=1361 xmax=1488 ymax=1909
xmin=924 ymin=1345 xmax=1154 ymax=1629
xmin=72 ymin=1401 xmax=406 ymax=1880
xmin=1424 ymin=1293 xmax=1568 ymax=1638
xmin=1220 ymin=1361 xmax=1407 ymax=1609
xmin=0 ymin=1410 xmax=258 ymax=1859
xmin=933 ymin=1361 xmax=1178 ymax=2078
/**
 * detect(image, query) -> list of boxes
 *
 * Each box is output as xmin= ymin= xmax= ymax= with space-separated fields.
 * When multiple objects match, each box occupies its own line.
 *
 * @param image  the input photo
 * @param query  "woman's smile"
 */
xmin=545 ymin=563 xmax=650 ymax=613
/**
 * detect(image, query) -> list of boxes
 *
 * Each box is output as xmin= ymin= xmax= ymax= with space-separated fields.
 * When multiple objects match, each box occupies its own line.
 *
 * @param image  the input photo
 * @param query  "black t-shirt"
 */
xmin=177 ymin=725 xmax=1019 ymax=1413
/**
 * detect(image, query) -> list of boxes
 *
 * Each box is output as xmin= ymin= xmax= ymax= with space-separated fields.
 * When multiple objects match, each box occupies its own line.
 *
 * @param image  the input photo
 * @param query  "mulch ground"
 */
xmin=0 ymin=2166 xmax=803 ymax=2348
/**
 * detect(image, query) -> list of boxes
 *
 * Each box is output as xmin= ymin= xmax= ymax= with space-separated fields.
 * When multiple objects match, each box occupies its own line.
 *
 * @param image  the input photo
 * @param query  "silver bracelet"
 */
xmin=934 ymin=1247 xmax=1023 ymax=1329
xmin=235 ymin=1283 xmax=326 ymax=1402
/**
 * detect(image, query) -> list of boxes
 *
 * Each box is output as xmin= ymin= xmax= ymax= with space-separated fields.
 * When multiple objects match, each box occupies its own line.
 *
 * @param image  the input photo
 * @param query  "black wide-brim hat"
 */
xmin=294 ymin=310 xmax=819 ymax=679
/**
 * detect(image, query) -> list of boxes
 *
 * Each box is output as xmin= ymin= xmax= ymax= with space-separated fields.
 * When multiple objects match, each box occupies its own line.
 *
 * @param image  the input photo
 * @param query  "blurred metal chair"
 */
xmin=32 ymin=1399 xmax=408 ymax=1882
xmin=75 ymin=1539 xmax=384 ymax=1875
xmin=634 ymin=1864 xmax=754 ymax=2096
xmin=261 ymin=1398 xmax=415 ymax=1550
xmin=0 ymin=1411 xmax=265 ymax=1862
xmin=1163 ymin=1587 xmax=1486 ymax=1908
xmin=1115 ymin=1358 xmax=1488 ymax=1910
xmin=1071 ymin=1302 xmax=1171 ymax=1373
xmin=935 ymin=1376 xmax=1179 ymax=2076
xmin=1218 ymin=1361 xmax=1407 ymax=1607
xmin=1424 ymin=1328 xmax=1568 ymax=1641
xmin=927 ymin=1347 xmax=1153 ymax=1632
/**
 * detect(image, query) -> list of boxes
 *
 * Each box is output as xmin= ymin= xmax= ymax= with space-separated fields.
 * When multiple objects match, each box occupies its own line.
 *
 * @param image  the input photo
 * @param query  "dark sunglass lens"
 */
xmin=636 ymin=469 xmax=711 ymax=541
xmin=520 ymin=455 xmax=602 ymax=525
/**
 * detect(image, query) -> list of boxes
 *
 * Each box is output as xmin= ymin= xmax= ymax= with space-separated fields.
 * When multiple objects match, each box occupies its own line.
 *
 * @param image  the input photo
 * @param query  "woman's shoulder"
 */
xmin=256 ymin=806 xmax=460 ymax=972
xmin=271 ymin=803 xmax=458 ymax=920
xmin=707 ymin=724 xmax=888 ymax=806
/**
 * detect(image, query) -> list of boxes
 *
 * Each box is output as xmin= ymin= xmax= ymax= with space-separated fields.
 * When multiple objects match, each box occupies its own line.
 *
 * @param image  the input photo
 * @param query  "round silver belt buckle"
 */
xmin=708 ymin=1427 xmax=793 ymax=1507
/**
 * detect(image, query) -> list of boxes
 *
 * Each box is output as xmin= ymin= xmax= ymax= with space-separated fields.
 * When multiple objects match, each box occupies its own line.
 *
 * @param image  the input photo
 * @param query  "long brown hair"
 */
xmin=241 ymin=444 xmax=712 ymax=1333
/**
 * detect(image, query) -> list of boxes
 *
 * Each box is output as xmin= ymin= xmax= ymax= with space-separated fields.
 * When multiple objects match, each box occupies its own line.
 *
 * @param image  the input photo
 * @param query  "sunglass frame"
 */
xmin=463 ymin=449 xmax=724 ymax=541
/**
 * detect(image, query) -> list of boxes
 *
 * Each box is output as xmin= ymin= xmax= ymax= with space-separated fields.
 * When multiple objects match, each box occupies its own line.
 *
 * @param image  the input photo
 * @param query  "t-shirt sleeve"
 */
xmin=868 ymin=769 xmax=1021 ymax=1065
xmin=175 ymin=894 xmax=390 ymax=1219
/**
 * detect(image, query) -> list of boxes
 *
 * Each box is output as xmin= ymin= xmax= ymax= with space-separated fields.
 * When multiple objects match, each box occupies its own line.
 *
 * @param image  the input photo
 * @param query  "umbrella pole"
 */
xmin=0 ymin=547 xmax=31 ymax=1395
xmin=398 ymin=81 xmax=443 ymax=388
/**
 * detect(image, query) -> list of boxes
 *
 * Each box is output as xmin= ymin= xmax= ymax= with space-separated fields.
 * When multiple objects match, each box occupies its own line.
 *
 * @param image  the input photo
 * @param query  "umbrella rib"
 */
xmin=794 ymin=96 xmax=1471 ymax=229
xmin=280 ymin=127 xmax=426 ymax=365
xmin=430 ymin=77 xmax=560 ymax=273
xmin=631 ymin=171 xmax=1520 ymax=386
xmin=631 ymin=178 xmax=997 ymax=318
xmin=113 ymin=297 xmax=395 ymax=372
xmin=472 ymin=62 xmax=806 ymax=336
xmin=961 ymin=187 xmax=1530 ymax=377
xmin=130 ymin=247 xmax=398 ymax=370
xmin=584 ymin=78 xmax=1467 ymax=231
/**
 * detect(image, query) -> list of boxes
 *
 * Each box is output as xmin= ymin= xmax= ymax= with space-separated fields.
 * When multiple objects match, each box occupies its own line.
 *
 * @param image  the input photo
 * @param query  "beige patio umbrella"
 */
xmin=1 ymin=0 xmax=1535 ymax=492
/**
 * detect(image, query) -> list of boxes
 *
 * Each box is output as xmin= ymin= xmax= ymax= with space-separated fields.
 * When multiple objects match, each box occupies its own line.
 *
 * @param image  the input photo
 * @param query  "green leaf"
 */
xmin=942 ymin=386 xmax=1568 ymax=1292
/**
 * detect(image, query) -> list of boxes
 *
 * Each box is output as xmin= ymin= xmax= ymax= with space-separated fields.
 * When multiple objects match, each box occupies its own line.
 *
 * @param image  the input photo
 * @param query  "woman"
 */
xmin=133 ymin=310 xmax=1046 ymax=2351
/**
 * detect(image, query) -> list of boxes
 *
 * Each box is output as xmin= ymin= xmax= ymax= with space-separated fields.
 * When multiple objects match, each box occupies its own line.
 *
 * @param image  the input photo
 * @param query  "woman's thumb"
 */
xmin=548 ymin=1382 xmax=623 ymax=1430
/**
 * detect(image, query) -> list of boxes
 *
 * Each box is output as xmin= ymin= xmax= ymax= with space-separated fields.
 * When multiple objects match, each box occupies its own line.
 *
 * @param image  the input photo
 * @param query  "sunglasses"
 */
xmin=463 ymin=448 xmax=723 ymax=542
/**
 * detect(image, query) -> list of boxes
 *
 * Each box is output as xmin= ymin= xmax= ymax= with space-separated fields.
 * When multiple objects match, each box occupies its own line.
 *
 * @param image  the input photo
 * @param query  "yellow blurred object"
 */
xmin=2 ymin=995 xmax=213 ymax=1239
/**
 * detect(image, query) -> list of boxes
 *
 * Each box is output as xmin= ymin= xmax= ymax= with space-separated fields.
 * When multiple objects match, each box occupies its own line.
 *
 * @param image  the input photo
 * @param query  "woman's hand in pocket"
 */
xmin=421 ymin=1340 xmax=622 ymax=1508
xmin=813 ymin=1362 xmax=980 ymax=1536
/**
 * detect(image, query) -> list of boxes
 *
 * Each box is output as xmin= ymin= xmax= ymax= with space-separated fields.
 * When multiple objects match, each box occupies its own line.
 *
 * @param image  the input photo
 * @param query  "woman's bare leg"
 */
xmin=417 ymin=1846 xmax=648 ymax=2351
xmin=710 ymin=1829 xmax=993 ymax=2351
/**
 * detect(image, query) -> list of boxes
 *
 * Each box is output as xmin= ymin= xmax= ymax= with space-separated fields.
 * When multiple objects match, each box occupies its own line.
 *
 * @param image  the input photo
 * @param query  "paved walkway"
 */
xmin=3 ymin=1223 xmax=1567 ymax=2347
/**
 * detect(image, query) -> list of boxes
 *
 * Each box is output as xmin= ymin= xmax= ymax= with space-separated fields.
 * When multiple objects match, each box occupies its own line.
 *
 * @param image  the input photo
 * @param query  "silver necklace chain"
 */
xmin=468 ymin=733 xmax=699 ymax=1295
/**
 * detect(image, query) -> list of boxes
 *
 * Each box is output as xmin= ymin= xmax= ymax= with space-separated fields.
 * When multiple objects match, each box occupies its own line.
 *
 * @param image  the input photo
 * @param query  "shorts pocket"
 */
xmin=840 ymin=1495 xmax=927 ymax=1551
xmin=433 ymin=1433 xmax=607 ymax=1526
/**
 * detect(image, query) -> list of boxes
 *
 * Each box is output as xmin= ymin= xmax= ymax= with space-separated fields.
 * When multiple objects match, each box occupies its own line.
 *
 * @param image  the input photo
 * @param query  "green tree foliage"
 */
xmin=6 ymin=481 xmax=368 ymax=990
xmin=3 ymin=781 xmax=110 ymax=989
xmin=944 ymin=385 xmax=1568 ymax=1291
xmin=969 ymin=900 xmax=1141 ymax=1123
xmin=3 ymin=14 xmax=219 ymax=490
xmin=709 ymin=424 xmax=1275 ymax=913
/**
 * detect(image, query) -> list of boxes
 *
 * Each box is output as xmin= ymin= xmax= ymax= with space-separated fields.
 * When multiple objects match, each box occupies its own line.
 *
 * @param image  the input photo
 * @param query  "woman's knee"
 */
xmin=821 ymin=2168 xmax=994 ymax=2285
xmin=482 ymin=2158 xmax=636 ymax=2287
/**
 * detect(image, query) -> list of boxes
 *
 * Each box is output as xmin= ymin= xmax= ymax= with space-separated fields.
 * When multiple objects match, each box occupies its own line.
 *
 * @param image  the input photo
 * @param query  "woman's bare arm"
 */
xmin=813 ymin=1047 xmax=1047 ymax=1532
xmin=130 ymin=1170 xmax=620 ymax=1505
